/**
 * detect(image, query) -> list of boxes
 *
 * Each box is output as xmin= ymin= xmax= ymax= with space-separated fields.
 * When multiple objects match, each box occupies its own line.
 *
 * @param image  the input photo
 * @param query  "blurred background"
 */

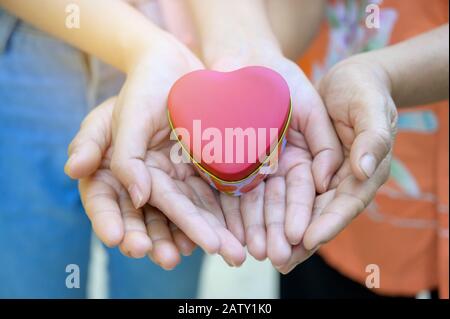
xmin=88 ymin=238 xmax=278 ymax=299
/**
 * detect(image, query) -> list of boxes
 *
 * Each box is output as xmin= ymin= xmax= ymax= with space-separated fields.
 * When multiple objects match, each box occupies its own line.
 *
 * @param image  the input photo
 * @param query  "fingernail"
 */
xmin=64 ymin=153 xmax=78 ymax=176
xmin=360 ymin=153 xmax=377 ymax=178
xmin=275 ymin=266 xmax=285 ymax=274
xmin=276 ymin=263 xmax=295 ymax=275
xmin=128 ymin=184 xmax=144 ymax=209
xmin=224 ymin=259 xmax=235 ymax=267
xmin=231 ymin=258 xmax=242 ymax=267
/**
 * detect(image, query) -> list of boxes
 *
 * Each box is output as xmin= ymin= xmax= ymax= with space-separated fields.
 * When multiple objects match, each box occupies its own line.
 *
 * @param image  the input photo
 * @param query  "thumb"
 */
xmin=303 ymin=153 xmax=392 ymax=250
xmin=65 ymin=98 xmax=115 ymax=179
xmin=349 ymin=91 xmax=397 ymax=181
xmin=110 ymin=93 xmax=165 ymax=210
xmin=293 ymin=74 xmax=343 ymax=193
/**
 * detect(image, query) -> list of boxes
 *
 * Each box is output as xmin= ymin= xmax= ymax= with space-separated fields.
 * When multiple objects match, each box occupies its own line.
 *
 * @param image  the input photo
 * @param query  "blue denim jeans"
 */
xmin=0 ymin=9 xmax=202 ymax=298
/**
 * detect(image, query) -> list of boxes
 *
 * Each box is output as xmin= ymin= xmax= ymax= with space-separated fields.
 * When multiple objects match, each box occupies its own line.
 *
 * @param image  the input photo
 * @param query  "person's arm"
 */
xmin=2 ymin=0 xmax=202 ymax=211
xmin=3 ymin=0 xmax=246 ymax=261
xmin=0 ymin=0 xmax=168 ymax=73
xmin=188 ymin=0 xmax=281 ymax=66
xmin=356 ymin=24 xmax=449 ymax=107
xmin=188 ymin=0 xmax=325 ymax=63
xmin=266 ymin=0 xmax=326 ymax=60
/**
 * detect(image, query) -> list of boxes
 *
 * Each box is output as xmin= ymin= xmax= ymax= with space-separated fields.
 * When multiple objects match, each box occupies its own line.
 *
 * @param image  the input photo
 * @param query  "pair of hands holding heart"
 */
xmin=64 ymin=39 xmax=395 ymax=272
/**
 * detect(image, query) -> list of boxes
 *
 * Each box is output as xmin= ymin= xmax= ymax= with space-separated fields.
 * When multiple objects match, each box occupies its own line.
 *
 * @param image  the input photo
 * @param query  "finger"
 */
xmin=199 ymin=207 xmax=247 ymax=267
xmin=276 ymin=244 xmax=315 ymax=275
xmin=264 ymin=177 xmax=291 ymax=267
xmin=145 ymin=149 xmax=178 ymax=179
xmin=110 ymin=94 xmax=165 ymax=209
xmin=329 ymin=159 xmax=352 ymax=189
xmin=181 ymin=177 xmax=246 ymax=267
xmin=148 ymin=167 xmax=221 ymax=255
xmin=303 ymin=154 xmax=391 ymax=250
xmin=118 ymin=191 xmax=152 ymax=259
xmin=79 ymin=171 xmax=124 ymax=247
xmin=349 ymin=91 xmax=396 ymax=181
xmin=292 ymin=74 xmax=343 ymax=193
xmin=186 ymin=177 xmax=225 ymax=225
xmin=276 ymin=190 xmax=335 ymax=274
xmin=65 ymin=98 xmax=115 ymax=179
xmin=285 ymin=162 xmax=315 ymax=245
xmin=145 ymin=206 xmax=181 ymax=270
xmin=241 ymin=183 xmax=267 ymax=260
xmin=220 ymin=193 xmax=245 ymax=245
xmin=172 ymin=159 xmax=195 ymax=180
xmin=319 ymin=65 xmax=395 ymax=182
xmin=170 ymin=222 xmax=197 ymax=256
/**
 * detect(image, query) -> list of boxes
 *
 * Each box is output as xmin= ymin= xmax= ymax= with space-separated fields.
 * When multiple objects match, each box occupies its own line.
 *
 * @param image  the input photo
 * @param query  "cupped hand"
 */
xmin=210 ymin=51 xmax=343 ymax=267
xmin=67 ymin=98 xmax=246 ymax=269
xmin=277 ymin=57 xmax=397 ymax=273
xmin=65 ymin=34 xmax=202 ymax=210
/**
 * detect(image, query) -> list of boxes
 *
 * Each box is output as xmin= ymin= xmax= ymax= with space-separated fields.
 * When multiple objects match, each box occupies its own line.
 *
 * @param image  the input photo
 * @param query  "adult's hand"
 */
xmin=277 ymin=57 xmax=397 ymax=273
xmin=66 ymin=98 xmax=246 ymax=269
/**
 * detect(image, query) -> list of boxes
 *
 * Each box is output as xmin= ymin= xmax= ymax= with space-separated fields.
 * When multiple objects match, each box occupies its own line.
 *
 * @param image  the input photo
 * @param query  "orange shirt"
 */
xmin=300 ymin=0 xmax=449 ymax=298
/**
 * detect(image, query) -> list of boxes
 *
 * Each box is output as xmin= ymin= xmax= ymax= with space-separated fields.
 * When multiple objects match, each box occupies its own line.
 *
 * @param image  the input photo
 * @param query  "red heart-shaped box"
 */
xmin=168 ymin=66 xmax=291 ymax=195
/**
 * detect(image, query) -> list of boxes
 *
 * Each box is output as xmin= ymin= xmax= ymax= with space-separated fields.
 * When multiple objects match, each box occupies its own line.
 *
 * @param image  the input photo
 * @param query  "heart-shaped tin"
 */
xmin=168 ymin=66 xmax=291 ymax=196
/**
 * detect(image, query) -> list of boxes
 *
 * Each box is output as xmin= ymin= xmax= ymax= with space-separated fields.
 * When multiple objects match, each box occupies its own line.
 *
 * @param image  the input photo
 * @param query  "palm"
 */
xmin=143 ymin=143 xmax=247 ymax=266
xmin=79 ymin=165 xmax=192 ymax=270
xmin=109 ymin=41 xmax=207 ymax=208
xmin=212 ymin=56 xmax=341 ymax=267
xmin=77 ymin=105 xmax=246 ymax=268
xmin=276 ymin=61 xmax=396 ymax=273
xmin=80 ymin=143 xmax=247 ymax=266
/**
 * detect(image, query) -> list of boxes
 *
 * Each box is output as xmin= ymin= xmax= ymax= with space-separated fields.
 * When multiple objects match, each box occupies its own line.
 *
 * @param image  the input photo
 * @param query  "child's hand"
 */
xmin=277 ymin=57 xmax=398 ymax=273
xmin=65 ymin=35 xmax=202 ymax=209
xmin=67 ymin=98 xmax=246 ymax=268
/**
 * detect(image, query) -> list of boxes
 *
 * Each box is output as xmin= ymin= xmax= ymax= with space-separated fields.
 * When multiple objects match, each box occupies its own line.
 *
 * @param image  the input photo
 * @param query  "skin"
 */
xmin=266 ymin=0 xmax=326 ymax=60
xmin=188 ymin=0 xmax=343 ymax=266
xmin=72 ymin=98 xmax=246 ymax=268
xmin=1 ymin=0 xmax=247 ymax=266
xmin=4 ymin=0 xmax=447 ymax=272
xmin=278 ymin=24 xmax=449 ymax=273
xmin=63 ymin=8 xmax=449 ymax=272
xmin=187 ymin=1 xmax=449 ymax=272
xmin=3 ymin=0 xmax=342 ymax=269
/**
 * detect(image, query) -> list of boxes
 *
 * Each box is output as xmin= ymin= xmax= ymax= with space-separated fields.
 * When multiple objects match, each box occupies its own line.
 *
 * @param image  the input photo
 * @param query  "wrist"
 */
xmin=189 ymin=0 xmax=282 ymax=69
xmin=202 ymin=35 xmax=282 ymax=70
xmin=123 ymin=30 xmax=203 ymax=89
xmin=200 ymin=24 xmax=283 ymax=71
xmin=345 ymin=53 xmax=394 ymax=96
xmin=121 ymin=25 xmax=173 ymax=74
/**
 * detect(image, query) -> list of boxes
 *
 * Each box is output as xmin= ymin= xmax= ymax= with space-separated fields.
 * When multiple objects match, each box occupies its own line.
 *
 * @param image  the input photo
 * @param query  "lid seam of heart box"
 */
xmin=166 ymin=100 xmax=292 ymax=184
